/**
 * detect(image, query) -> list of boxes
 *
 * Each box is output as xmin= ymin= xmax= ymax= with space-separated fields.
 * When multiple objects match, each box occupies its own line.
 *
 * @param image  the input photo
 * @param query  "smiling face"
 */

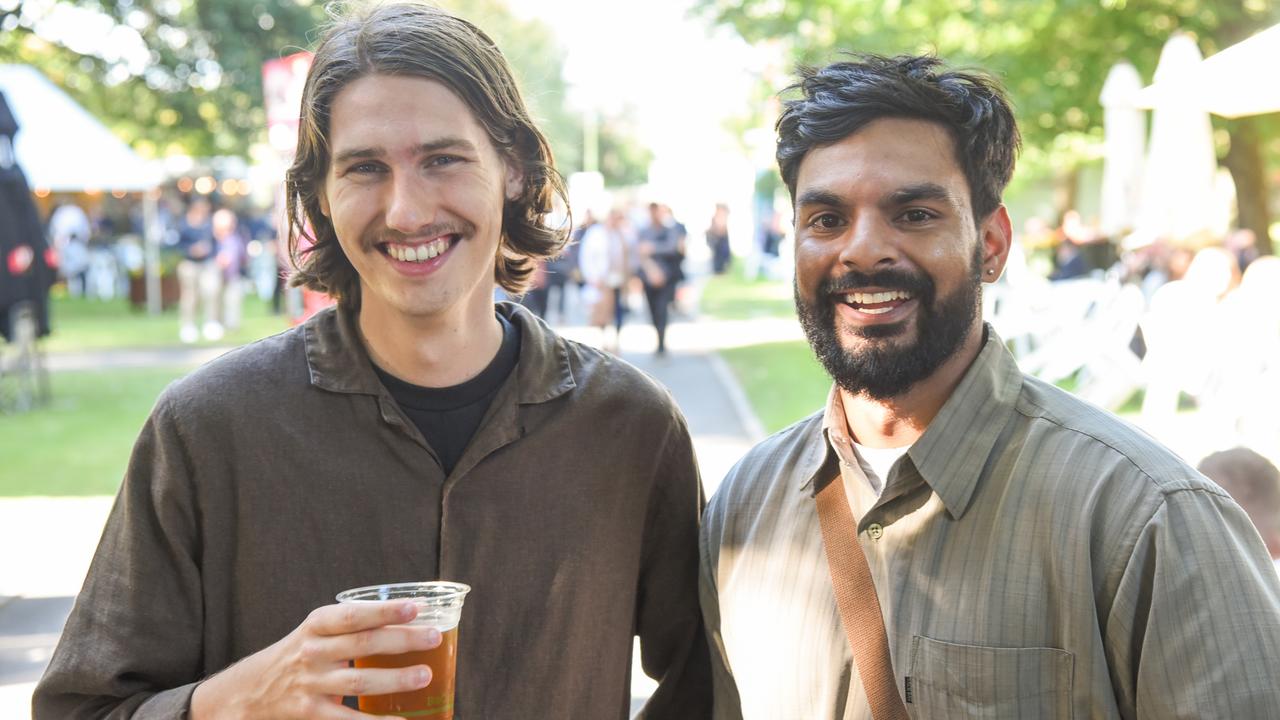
xmin=793 ymin=117 xmax=1007 ymax=400
xmin=319 ymin=74 xmax=520 ymax=326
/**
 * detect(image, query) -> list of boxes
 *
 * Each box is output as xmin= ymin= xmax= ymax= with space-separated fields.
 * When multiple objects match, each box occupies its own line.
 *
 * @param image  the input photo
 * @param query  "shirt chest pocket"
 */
xmin=905 ymin=636 xmax=1074 ymax=720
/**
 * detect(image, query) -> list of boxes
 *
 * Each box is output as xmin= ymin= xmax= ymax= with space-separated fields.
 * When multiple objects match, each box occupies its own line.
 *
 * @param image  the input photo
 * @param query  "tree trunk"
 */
xmin=1222 ymin=117 xmax=1273 ymax=256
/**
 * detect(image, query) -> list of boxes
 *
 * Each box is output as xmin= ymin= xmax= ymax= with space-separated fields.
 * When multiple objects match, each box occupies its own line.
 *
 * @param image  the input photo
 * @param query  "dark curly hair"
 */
xmin=285 ymin=1 xmax=569 ymax=306
xmin=776 ymin=54 xmax=1020 ymax=224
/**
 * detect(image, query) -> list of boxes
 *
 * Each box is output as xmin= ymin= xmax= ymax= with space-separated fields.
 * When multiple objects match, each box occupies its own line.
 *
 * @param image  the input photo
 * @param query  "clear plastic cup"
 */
xmin=336 ymin=581 xmax=471 ymax=719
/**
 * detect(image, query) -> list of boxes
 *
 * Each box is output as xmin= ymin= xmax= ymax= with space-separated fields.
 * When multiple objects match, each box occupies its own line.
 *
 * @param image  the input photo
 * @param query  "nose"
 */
xmin=836 ymin=213 xmax=897 ymax=271
xmin=384 ymin=171 xmax=436 ymax=234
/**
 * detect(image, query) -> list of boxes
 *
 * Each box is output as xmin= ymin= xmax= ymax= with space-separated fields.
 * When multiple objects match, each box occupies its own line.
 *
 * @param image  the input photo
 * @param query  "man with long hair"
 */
xmin=35 ymin=4 xmax=708 ymax=718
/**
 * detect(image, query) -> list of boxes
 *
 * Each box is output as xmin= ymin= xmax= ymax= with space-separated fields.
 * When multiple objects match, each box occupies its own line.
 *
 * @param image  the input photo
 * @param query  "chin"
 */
xmin=838 ymin=318 xmax=913 ymax=343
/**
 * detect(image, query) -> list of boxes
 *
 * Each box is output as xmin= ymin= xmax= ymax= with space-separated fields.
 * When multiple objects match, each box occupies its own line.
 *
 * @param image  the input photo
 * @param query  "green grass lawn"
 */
xmin=0 ymin=365 xmax=193 ymax=496
xmin=700 ymin=269 xmax=822 ymax=431
xmin=719 ymin=340 xmax=830 ymax=434
xmin=700 ymin=267 xmax=796 ymax=321
xmin=41 ymin=293 xmax=291 ymax=353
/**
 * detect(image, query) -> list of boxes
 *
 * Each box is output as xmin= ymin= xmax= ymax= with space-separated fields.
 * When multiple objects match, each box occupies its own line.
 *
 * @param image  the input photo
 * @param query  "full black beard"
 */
xmin=795 ymin=248 xmax=983 ymax=400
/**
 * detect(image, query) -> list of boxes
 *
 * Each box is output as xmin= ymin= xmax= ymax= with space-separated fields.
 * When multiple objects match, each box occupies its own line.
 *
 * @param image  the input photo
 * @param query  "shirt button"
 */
xmin=867 ymin=523 xmax=884 ymax=540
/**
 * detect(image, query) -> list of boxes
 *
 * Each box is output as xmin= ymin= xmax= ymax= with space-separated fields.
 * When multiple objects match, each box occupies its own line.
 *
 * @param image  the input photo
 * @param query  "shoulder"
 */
xmin=1013 ymin=373 xmax=1225 ymax=501
xmin=565 ymin=338 xmax=682 ymax=420
xmin=707 ymin=410 xmax=825 ymax=521
xmin=157 ymin=325 xmax=306 ymax=420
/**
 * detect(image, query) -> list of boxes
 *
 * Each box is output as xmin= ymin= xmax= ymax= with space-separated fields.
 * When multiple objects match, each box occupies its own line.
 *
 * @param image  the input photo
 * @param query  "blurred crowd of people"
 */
xmin=171 ymin=196 xmax=256 ymax=342
xmin=40 ymin=190 xmax=283 ymax=342
xmin=516 ymin=200 xmax=697 ymax=356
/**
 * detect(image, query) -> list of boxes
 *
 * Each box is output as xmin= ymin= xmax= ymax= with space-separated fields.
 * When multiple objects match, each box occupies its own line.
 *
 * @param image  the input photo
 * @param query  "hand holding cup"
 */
xmin=189 ymin=599 xmax=441 ymax=720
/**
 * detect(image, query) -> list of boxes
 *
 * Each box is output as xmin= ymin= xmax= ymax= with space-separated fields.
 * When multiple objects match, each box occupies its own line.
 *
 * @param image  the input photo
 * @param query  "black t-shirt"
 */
xmin=373 ymin=313 xmax=520 ymax=475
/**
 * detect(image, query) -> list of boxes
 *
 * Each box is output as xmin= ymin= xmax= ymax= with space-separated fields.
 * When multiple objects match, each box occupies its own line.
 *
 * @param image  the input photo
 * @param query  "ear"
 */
xmin=503 ymin=158 xmax=524 ymax=202
xmin=979 ymin=205 xmax=1013 ymax=283
xmin=317 ymin=183 xmax=331 ymax=218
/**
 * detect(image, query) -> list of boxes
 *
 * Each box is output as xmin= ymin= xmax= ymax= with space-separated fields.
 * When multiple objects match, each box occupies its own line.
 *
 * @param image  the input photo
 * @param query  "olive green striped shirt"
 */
xmin=701 ymin=328 xmax=1280 ymax=719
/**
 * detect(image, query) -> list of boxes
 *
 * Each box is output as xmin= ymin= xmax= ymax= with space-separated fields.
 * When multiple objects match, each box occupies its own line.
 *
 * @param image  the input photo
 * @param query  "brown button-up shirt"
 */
xmin=35 ymin=303 xmax=710 ymax=719
xmin=701 ymin=327 xmax=1280 ymax=719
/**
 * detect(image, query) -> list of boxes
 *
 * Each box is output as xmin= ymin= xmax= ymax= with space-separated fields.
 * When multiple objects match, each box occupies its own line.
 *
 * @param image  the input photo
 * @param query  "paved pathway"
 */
xmin=0 ymin=297 xmax=800 ymax=718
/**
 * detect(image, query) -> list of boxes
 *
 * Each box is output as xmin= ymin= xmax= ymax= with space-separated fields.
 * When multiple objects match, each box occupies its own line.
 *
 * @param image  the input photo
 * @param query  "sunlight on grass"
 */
xmin=0 ymin=366 xmax=193 ymax=496
xmin=40 ymin=295 xmax=291 ymax=354
xmin=700 ymin=268 xmax=796 ymax=321
xmin=719 ymin=340 xmax=829 ymax=433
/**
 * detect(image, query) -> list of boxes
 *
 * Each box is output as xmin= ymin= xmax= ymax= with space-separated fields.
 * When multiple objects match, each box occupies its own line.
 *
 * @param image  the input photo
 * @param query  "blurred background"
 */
xmin=0 ymin=0 xmax=1278 ymax=715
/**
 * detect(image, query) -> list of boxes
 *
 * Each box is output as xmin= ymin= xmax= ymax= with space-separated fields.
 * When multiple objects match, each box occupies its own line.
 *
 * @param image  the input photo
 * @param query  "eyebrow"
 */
xmin=795 ymin=189 xmax=847 ymax=210
xmin=884 ymin=182 xmax=958 ymax=207
xmin=331 ymin=137 xmax=479 ymax=167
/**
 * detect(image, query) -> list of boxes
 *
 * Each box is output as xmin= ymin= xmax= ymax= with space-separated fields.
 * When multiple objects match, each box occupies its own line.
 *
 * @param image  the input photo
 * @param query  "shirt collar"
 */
xmin=303 ymin=301 xmax=576 ymax=405
xmin=799 ymin=325 xmax=1022 ymax=519
xmin=907 ymin=325 xmax=1022 ymax=519
xmin=821 ymin=384 xmax=857 ymax=467
xmin=796 ymin=386 xmax=845 ymax=494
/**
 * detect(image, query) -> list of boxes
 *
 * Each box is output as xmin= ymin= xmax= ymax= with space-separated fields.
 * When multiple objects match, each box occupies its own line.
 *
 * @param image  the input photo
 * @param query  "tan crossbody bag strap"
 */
xmin=815 ymin=474 xmax=910 ymax=720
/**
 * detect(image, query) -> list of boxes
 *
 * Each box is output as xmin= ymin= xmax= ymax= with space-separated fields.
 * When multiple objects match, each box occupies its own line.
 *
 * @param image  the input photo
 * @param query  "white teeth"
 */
xmin=848 ymin=290 xmax=911 ymax=305
xmin=388 ymin=237 xmax=452 ymax=263
xmin=861 ymin=306 xmax=895 ymax=315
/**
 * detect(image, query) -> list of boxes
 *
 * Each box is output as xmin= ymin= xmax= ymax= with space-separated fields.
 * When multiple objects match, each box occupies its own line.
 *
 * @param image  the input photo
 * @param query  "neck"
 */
xmin=357 ymin=298 xmax=503 ymax=389
xmin=841 ymin=323 xmax=986 ymax=448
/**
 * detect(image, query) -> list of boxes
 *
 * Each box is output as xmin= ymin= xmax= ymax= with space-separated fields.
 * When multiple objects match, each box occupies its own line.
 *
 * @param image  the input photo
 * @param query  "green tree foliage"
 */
xmin=1 ymin=0 xmax=326 ymax=157
xmin=699 ymin=0 xmax=1279 ymax=249
xmin=0 ymin=0 xmax=651 ymax=185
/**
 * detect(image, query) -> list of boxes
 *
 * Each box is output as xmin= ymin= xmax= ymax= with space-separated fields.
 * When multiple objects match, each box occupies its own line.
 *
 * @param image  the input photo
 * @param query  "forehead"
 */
xmin=795 ymin=117 xmax=968 ymax=201
xmin=327 ymin=74 xmax=492 ymax=154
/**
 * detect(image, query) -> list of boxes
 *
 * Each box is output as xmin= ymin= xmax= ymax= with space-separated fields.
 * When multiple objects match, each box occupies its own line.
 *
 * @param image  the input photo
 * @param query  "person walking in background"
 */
xmin=700 ymin=54 xmax=1280 ymax=720
xmin=34 ymin=4 xmax=710 ymax=718
xmin=212 ymin=207 xmax=247 ymax=332
xmin=175 ymin=196 xmax=222 ymax=342
xmin=47 ymin=201 xmax=91 ymax=297
xmin=579 ymin=208 xmax=630 ymax=351
xmin=637 ymin=202 xmax=684 ymax=355
xmin=543 ymin=208 xmax=591 ymax=325
xmin=754 ymin=209 xmax=785 ymax=280
xmin=1199 ymin=448 xmax=1280 ymax=575
xmin=706 ymin=202 xmax=731 ymax=275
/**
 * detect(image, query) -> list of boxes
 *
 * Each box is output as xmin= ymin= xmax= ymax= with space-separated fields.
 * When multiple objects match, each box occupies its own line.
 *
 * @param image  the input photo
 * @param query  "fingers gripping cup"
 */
xmin=336 ymin=581 xmax=471 ymax=719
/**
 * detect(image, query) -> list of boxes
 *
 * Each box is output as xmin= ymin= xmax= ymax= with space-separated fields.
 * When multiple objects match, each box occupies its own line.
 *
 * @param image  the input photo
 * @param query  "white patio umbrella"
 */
xmin=1195 ymin=23 xmax=1280 ymax=117
xmin=1131 ymin=34 xmax=1221 ymax=245
xmin=1098 ymin=62 xmax=1146 ymax=237
xmin=1136 ymin=23 xmax=1280 ymax=119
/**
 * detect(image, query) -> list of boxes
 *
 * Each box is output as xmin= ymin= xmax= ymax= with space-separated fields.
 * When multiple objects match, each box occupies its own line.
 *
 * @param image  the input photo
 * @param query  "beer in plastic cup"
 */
xmin=335 ymin=581 xmax=471 ymax=719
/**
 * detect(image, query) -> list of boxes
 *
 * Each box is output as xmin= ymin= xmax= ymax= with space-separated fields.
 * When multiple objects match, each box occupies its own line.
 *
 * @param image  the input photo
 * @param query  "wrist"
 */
xmin=190 ymin=667 xmax=242 ymax=720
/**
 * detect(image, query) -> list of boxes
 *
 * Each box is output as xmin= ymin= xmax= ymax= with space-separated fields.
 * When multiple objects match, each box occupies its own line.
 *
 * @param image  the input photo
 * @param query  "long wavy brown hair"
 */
xmin=285 ymin=1 xmax=569 ymax=307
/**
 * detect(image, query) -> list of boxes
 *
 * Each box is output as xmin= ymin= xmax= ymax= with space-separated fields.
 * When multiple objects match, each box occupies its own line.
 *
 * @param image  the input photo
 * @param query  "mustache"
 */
xmin=373 ymin=220 xmax=475 ymax=246
xmin=819 ymin=268 xmax=933 ymax=297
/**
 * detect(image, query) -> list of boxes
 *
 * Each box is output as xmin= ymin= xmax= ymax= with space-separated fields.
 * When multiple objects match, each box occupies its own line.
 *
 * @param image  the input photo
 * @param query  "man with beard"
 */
xmin=699 ymin=55 xmax=1280 ymax=719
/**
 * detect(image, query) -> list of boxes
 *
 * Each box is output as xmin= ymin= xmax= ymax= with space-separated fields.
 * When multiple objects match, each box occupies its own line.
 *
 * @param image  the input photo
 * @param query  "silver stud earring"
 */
xmin=986 ymin=269 xmax=995 ymax=275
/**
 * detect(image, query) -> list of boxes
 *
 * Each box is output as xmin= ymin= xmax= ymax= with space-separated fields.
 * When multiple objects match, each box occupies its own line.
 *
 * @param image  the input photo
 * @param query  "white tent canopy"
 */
xmin=0 ymin=64 xmax=160 ymax=192
xmin=0 ymin=64 xmax=165 ymax=312
xmin=1135 ymin=23 xmax=1280 ymax=118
